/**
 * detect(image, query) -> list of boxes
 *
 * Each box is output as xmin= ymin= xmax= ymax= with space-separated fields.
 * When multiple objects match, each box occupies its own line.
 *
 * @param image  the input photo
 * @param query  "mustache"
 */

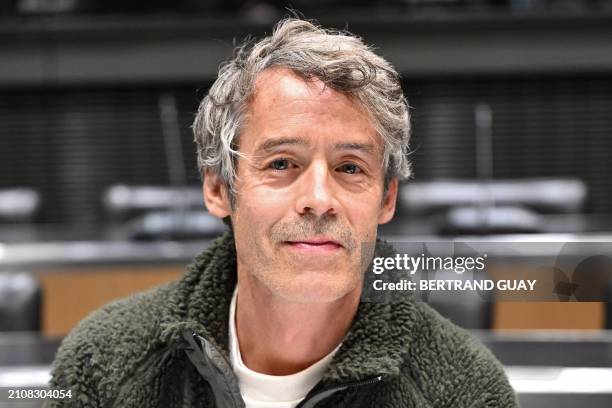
xmin=270 ymin=214 xmax=356 ymax=251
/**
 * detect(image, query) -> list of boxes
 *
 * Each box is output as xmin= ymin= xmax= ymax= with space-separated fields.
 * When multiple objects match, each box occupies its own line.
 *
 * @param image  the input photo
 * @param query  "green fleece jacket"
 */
xmin=46 ymin=231 xmax=518 ymax=408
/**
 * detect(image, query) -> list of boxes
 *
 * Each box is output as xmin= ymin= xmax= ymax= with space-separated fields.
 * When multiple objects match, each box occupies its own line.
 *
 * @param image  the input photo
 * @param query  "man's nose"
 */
xmin=295 ymin=162 xmax=337 ymax=217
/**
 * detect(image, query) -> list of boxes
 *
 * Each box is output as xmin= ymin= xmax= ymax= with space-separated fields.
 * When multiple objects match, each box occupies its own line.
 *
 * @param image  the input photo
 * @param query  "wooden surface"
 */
xmin=486 ymin=264 xmax=605 ymax=330
xmin=493 ymin=302 xmax=605 ymax=330
xmin=36 ymin=265 xmax=184 ymax=337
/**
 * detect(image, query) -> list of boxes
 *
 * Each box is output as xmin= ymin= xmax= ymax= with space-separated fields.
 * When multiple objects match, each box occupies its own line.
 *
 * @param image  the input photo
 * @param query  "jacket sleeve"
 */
xmin=44 ymin=344 xmax=102 ymax=407
xmin=44 ymin=306 xmax=123 ymax=408
xmin=43 ymin=311 xmax=109 ymax=408
xmin=411 ymin=303 xmax=519 ymax=408
xmin=446 ymin=342 xmax=518 ymax=408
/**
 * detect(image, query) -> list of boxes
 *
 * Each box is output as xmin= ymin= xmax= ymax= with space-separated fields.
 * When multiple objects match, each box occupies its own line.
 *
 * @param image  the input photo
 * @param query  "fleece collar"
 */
xmin=158 ymin=230 xmax=419 ymax=386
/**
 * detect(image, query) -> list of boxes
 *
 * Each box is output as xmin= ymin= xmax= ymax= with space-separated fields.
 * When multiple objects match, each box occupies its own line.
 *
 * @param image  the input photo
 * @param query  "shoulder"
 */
xmin=403 ymin=301 xmax=518 ymax=407
xmin=48 ymin=281 xmax=178 ymax=404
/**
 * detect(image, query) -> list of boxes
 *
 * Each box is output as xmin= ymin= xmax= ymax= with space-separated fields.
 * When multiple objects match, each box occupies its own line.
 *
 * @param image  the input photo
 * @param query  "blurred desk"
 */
xmin=474 ymin=330 xmax=612 ymax=367
xmin=0 ymin=333 xmax=60 ymax=367
xmin=0 ymin=240 xmax=213 ymax=337
xmin=0 ymin=333 xmax=59 ymax=407
xmin=477 ymin=330 xmax=612 ymax=407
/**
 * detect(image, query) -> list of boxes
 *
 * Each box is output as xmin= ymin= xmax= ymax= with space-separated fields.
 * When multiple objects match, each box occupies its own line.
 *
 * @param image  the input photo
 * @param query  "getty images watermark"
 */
xmin=360 ymin=241 xmax=612 ymax=303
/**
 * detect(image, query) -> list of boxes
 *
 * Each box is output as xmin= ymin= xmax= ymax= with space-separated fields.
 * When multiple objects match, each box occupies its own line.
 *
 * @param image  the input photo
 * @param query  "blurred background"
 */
xmin=1 ymin=0 xmax=612 ymax=406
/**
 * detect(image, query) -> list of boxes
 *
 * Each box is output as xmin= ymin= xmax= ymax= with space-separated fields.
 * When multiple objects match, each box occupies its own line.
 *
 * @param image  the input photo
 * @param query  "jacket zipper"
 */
xmin=186 ymin=331 xmax=246 ymax=408
xmin=295 ymin=374 xmax=385 ymax=408
xmin=187 ymin=330 xmax=385 ymax=408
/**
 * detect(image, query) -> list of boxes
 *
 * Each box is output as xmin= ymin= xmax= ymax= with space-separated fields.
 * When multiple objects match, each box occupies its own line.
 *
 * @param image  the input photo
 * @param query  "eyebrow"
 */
xmin=258 ymin=137 xmax=309 ymax=153
xmin=334 ymin=142 xmax=376 ymax=155
xmin=256 ymin=137 xmax=376 ymax=155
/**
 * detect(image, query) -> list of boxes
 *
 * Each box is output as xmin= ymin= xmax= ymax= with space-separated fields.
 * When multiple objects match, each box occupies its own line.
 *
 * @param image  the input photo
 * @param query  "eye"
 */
xmin=269 ymin=158 xmax=291 ymax=171
xmin=338 ymin=163 xmax=362 ymax=174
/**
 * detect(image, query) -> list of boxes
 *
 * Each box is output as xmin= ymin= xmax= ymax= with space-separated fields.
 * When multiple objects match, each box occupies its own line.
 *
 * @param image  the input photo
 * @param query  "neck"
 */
xmin=234 ymin=269 xmax=361 ymax=376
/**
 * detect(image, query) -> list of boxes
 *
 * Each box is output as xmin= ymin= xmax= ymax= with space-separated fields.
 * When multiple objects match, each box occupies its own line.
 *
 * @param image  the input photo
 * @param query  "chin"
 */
xmin=272 ymin=274 xmax=360 ymax=304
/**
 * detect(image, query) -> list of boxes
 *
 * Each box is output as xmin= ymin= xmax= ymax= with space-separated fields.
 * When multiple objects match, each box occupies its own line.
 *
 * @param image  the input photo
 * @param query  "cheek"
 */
xmin=234 ymin=186 xmax=295 ymax=233
xmin=344 ymin=198 xmax=383 ymax=245
xmin=341 ymin=192 xmax=383 ymax=223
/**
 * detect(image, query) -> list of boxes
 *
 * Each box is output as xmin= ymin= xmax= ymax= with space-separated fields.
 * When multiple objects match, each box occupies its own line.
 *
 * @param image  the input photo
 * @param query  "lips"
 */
xmin=284 ymin=237 xmax=343 ymax=252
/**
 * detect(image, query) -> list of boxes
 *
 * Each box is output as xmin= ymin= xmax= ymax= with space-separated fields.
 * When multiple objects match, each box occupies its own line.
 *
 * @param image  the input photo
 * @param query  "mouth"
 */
xmin=284 ymin=237 xmax=344 ymax=252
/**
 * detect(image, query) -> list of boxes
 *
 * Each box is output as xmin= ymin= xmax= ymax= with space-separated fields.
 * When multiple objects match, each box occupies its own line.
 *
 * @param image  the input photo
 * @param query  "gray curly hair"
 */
xmin=193 ymin=17 xmax=411 ymax=206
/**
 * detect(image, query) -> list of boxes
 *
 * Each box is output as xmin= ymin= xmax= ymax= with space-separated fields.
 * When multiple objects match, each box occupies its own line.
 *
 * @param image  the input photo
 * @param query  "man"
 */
xmin=47 ymin=18 xmax=518 ymax=408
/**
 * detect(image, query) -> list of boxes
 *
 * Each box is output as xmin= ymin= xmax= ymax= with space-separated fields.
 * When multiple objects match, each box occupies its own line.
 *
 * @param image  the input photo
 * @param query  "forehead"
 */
xmin=251 ymin=66 xmax=344 ymax=105
xmin=242 ymin=66 xmax=380 ymax=150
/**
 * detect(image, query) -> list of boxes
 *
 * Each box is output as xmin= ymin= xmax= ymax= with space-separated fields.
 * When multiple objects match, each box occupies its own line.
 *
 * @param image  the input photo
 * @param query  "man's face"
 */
xmin=208 ymin=67 xmax=398 ymax=303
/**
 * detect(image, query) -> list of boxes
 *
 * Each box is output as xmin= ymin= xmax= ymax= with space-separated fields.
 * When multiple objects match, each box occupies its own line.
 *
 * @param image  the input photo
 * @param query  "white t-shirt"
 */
xmin=228 ymin=287 xmax=341 ymax=408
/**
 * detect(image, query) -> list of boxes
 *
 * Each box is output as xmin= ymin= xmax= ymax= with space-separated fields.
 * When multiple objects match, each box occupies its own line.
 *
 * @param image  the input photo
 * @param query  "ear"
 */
xmin=203 ymin=169 xmax=231 ymax=219
xmin=378 ymin=178 xmax=399 ymax=225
